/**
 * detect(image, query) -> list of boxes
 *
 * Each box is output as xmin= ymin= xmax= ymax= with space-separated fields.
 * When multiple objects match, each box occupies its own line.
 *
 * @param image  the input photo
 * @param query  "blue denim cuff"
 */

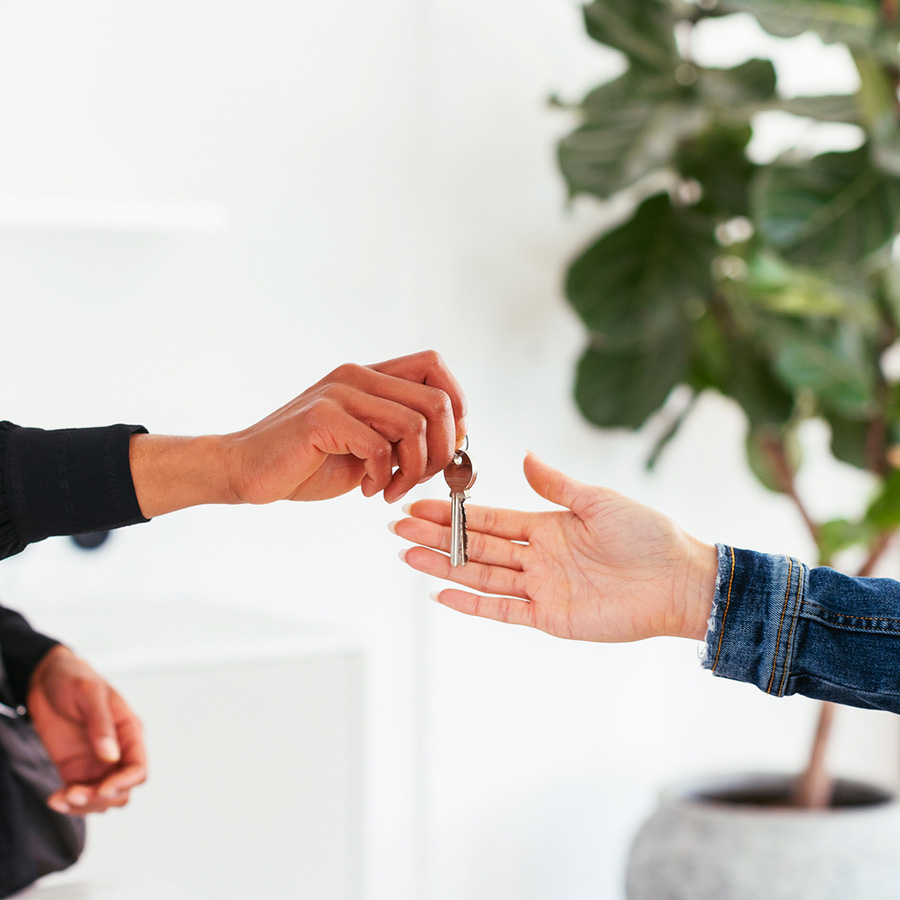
xmin=702 ymin=544 xmax=808 ymax=698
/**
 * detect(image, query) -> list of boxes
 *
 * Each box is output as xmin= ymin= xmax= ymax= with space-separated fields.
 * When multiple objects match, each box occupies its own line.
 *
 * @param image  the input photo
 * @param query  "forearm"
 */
xmin=128 ymin=434 xmax=236 ymax=518
xmin=703 ymin=545 xmax=900 ymax=713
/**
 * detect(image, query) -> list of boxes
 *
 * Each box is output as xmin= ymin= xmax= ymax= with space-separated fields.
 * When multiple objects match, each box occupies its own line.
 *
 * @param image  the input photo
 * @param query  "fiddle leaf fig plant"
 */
xmin=559 ymin=0 xmax=900 ymax=807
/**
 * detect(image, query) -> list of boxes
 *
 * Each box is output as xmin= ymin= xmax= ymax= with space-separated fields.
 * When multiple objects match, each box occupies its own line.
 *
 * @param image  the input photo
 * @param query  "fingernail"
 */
xmin=97 ymin=737 xmax=121 ymax=763
xmin=398 ymin=548 xmax=408 ymax=563
xmin=392 ymin=490 xmax=409 ymax=504
xmin=429 ymin=591 xmax=442 ymax=604
xmin=98 ymin=785 xmax=121 ymax=799
xmin=387 ymin=520 xmax=399 ymax=534
xmin=66 ymin=788 xmax=90 ymax=807
xmin=402 ymin=503 xmax=413 ymax=515
xmin=48 ymin=796 xmax=71 ymax=815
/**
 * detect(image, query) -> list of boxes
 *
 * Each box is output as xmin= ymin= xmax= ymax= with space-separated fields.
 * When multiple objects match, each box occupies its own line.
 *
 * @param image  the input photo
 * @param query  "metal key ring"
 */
xmin=453 ymin=434 xmax=468 ymax=464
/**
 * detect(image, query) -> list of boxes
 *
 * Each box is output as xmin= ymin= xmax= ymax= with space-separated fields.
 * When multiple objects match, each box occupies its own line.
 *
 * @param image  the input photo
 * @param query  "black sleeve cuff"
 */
xmin=2 ymin=421 xmax=149 ymax=551
xmin=0 ymin=422 xmax=25 ymax=561
xmin=0 ymin=605 xmax=59 ymax=706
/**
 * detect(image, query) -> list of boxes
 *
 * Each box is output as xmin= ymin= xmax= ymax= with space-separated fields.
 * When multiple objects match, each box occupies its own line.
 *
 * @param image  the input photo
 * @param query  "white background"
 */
xmin=0 ymin=3 xmax=898 ymax=899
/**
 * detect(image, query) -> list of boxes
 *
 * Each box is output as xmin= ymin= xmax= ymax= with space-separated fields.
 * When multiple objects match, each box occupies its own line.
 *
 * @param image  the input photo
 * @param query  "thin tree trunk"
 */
xmin=790 ymin=532 xmax=895 ymax=809
xmin=791 ymin=702 xmax=836 ymax=808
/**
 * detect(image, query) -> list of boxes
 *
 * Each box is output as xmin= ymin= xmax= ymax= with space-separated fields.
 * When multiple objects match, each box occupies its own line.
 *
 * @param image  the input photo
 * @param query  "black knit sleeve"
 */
xmin=0 ymin=421 xmax=150 ymax=560
xmin=0 ymin=605 xmax=59 ymax=705
xmin=0 ymin=423 xmax=26 ymax=561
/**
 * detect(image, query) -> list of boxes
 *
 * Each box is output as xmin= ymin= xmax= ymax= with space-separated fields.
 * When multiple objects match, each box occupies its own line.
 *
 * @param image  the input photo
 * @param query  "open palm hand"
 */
xmin=395 ymin=454 xmax=717 ymax=643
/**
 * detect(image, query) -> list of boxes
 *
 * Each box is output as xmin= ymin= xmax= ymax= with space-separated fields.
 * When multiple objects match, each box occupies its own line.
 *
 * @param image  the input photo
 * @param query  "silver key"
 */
xmin=444 ymin=449 xmax=477 ymax=566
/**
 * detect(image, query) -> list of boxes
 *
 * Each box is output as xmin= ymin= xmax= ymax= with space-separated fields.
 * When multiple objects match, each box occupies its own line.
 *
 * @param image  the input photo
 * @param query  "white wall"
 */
xmin=0 ymin=3 xmax=897 ymax=900
xmin=0 ymin=1 xmax=426 ymax=897
xmin=415 ymin=6 xmax=899 ymax=900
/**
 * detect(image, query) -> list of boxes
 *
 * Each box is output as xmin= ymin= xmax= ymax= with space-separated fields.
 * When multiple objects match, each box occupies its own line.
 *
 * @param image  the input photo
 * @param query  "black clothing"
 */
xmin=0 ymin=607 xmax=58 ymax=707
xmin=0 ymin=418 xmax=149 ymax=688
xmin=0 ymin=421 xmax=148 ymax=561
xmin=0 ymin=420 xmax=149 ymax=896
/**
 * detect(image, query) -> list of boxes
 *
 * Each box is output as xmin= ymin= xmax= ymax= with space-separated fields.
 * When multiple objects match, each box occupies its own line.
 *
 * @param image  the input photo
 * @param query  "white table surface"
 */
xmin=16 ymin=875 xmax=200 ymax=900
xmin=18 ymin=598 xmax=363 ymax=675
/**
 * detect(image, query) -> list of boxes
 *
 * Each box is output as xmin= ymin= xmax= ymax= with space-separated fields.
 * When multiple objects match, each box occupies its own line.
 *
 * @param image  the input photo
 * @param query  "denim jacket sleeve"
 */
xmin=702 ymin=544 xmax=900 ymax=714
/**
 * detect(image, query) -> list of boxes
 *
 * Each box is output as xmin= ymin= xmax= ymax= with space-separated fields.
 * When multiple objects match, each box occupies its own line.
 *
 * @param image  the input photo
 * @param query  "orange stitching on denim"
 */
xmin=802 ymin=602 xmax=900 ymax=624
xmin=778 ymin=562 xmax=804 ymax=697
xmin=712 ymin=546 xmax=736 ymax=672
xmin=767 ymin=557 xmax=793 ymax=695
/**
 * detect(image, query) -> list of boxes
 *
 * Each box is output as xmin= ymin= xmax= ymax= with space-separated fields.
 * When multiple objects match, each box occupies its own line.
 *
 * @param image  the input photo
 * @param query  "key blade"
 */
xmin=450 ymin=495 xmax=462 ymax=567
xmin=460 ymin=499 xmax=469 ymax=565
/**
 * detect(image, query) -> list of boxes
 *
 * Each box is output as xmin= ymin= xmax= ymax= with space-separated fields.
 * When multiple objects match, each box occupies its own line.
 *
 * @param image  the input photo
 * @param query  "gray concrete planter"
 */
xmin=626 ymin=773 xmax=900 ymax=900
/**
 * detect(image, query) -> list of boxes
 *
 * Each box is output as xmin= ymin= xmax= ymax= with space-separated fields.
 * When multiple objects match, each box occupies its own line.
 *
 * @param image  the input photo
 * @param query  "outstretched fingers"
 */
xmin=401 ymin=545 xmax=526 ymax=600
xmin=405 ymin=499 xmax=533 ymax=542
xmin=393 ymin=515 xmax=524 ymax=571
xmin=433 ymin=588 xmax=537 ymax=628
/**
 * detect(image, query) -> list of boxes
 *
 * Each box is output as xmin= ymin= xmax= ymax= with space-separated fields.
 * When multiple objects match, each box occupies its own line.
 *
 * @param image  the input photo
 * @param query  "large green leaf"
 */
xmin=582 ymin=0 xmax=679 ymax=72
xmin=694 ymin=59 xmax=777 ymax=109
xmin=562 ymin=61 xmax=777 ymax=201
xmin=565 ymin=193 xmax=718 ymax=343
xmin=575 ymin=338 xmax=688 ymax=429
xmin=770 ymin=94 xmax=860 ymax=124
xmin=852 ymin=54 xmax=893 ymax=127
xmin=772 ymin=329 xmax=876 ymax=417
xmin=826 ymin=411 xmax=872 ymax=469
xmin=560 ymin=69 xmax=705 ymax=199
xmin=676 ymin=124 xmax=755 ymax=217
xmin=727 ymin=352 xmax=797 ymax=426
xmin=870 ymin=129 xmax=900 ymax=178
xmin=818 ymin=517 xmax=878 ymax=560
xmin=866 ymin=468 xmax=900 ymax=528
xmin=738 ymin=252 xmax=878 ymax=324
xmin=718 ymin=0 xmax=899 ymax=63
xmin=718 ymin=0 xmax=878 ymax=38
xmin=877 ymin=264 xmax=900 ymax=332
xmin=753 ymin=147 xmax=900 ymax=267
xmin=689 ymin=313 xmax=795 ymax=426
xmin=853 ymin=55 xmax=900 ymax=176
xmin=579 ymin=67 xmax=679 ymax=122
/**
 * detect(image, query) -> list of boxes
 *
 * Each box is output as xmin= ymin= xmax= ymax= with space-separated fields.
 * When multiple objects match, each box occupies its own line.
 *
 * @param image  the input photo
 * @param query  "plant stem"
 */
xmin=790 ymin=533 xmax=895 ymax=809
xmin=646 ymin=390 xmax=699 ymax=470
xmin=784 ymin=472 xmax=897 ymax=810
xmin=858 ymin=531 xmax=894 ymax=577
xmin=770 ymin=442 xmax=834 ymax=809
xmin=866 ymin=414 xmax=889 ymax=479
xmin=791 ymin=703 xmax=836 ymax=809
xmin=760 ymin=433 xmax=820 ymax=544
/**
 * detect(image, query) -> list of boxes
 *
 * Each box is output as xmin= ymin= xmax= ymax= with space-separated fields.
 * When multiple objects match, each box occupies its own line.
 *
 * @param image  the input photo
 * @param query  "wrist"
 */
xmin=27 ymin=644 xmax=71 ymax=696
xmin=677 ymin=536 xmax=718 ymax=641
xmin=129 ymin=434 xmax=234 ymax=518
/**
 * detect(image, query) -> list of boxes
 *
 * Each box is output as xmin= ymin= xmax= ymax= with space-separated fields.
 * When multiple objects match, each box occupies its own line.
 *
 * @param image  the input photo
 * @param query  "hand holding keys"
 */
xmin=443 ymin=440 xmax=476 ymax=566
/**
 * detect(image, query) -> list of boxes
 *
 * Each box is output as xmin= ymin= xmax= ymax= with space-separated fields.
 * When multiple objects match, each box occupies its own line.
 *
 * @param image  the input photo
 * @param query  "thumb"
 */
xmin=78 ymin=681 xmax=121 ymax=764
xmin=523 ymin=452 xmax=591 ymax=514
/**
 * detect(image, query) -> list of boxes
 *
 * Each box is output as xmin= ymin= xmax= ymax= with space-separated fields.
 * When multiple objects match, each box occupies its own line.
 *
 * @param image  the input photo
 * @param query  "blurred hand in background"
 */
xmin=27 ymin=645 xmax=147 ymax=816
